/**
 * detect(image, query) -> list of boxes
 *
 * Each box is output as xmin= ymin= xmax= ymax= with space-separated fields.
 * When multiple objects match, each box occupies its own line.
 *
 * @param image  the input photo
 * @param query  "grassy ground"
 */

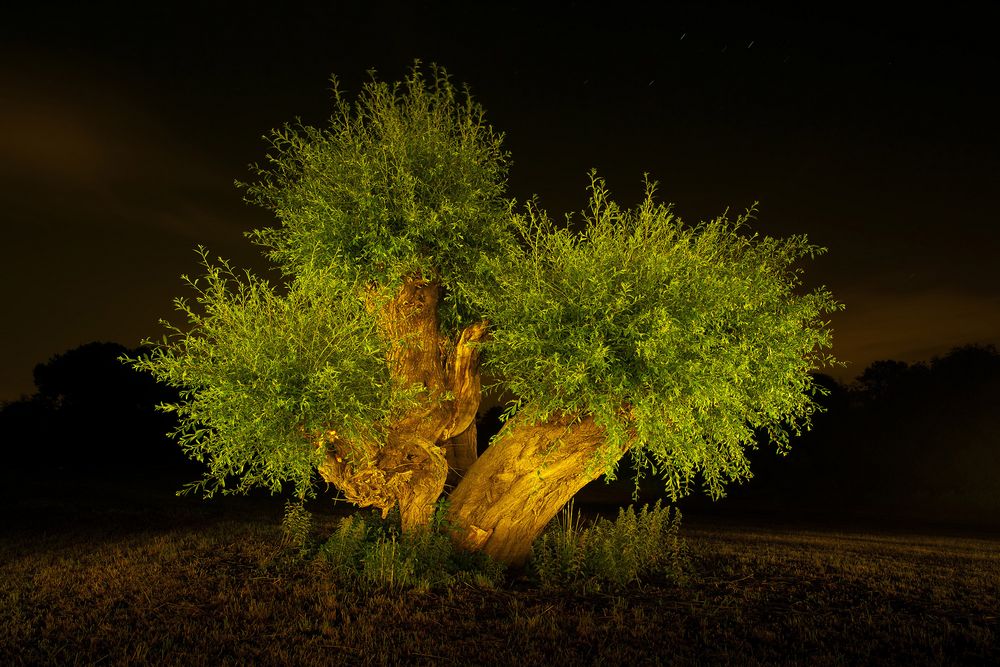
xmin=1 ymin=474 xmax=998 ymax=665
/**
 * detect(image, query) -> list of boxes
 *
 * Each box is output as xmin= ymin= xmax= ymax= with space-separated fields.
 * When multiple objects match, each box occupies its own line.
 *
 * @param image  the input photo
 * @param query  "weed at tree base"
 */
xmin=314 ymin=502 xmax=506 ymax=593
xmin=529 ymin=499 xmax=692 ymax=593
xmin=299 ymin=497 xmax=691 ymax=595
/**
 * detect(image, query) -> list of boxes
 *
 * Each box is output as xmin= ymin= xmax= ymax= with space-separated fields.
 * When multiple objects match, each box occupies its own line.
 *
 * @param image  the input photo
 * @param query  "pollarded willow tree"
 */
xmin=130 ymin=64 xmax=841 ymax=565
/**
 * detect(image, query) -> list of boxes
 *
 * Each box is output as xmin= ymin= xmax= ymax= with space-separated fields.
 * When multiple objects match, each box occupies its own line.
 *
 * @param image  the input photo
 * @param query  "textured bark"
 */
xmin=381 ymin=279 xmax=447 ymax=394
xmin=442 ymin=321 xmax=487 ymax=440
xmin=313 ymin=277 xmax=487 ymax=532
xmin=446 ymin=412 xmax=629 ymax=566
xmin=445 ymin=421 xmax=478 ymax=489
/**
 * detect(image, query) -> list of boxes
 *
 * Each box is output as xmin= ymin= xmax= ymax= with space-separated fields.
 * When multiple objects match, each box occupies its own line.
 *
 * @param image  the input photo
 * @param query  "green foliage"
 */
xmin=125 ymin=250 xmax=399 ymax=499
xmin=242 ymin=61 xmax=512 ymax=330
xmin=318 ymin=505 xmax=505 ymax=592
xmin=528 ymin=498 xmax=588 ymax=584
xmin=465 ymin=173 xmax=842 ymax=498
xmin=530 ymin=500 xmax=691 ymax=593
xmin=281 ymin=500 xmax=312 ymax=551
xmin=125 ymin=63 xmax=513 ymax=501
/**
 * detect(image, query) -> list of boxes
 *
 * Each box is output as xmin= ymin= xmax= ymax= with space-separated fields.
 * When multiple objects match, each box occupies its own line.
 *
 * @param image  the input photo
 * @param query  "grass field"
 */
xmin=1 ymin=474 xmax=998 ymax=665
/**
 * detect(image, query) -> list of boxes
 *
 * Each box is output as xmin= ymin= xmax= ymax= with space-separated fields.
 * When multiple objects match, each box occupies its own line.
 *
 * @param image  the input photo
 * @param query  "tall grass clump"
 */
xmin=530 ymin=500 xmax=691 ymax=592
xmin=317 ymin=502 xmax=505 ymax=592
xmin=281 ymin=500 xmax=312 ymax=553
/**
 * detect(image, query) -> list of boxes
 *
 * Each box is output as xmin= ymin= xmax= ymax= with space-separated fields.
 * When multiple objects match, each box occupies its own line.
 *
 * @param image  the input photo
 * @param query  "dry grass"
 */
xmin=1 ymin=475 xmax=998 ymax=665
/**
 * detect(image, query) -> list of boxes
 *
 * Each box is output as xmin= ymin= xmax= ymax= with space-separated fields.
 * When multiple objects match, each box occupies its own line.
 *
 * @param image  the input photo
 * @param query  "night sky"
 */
xmin=2 ymin=3 xmax=998 ymax=402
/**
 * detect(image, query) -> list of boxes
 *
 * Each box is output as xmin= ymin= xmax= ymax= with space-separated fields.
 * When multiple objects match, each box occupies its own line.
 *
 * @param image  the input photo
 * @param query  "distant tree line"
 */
xmin=0 ymin=342 xmax=192 ymax=477
xmin=714 ymin=343 xmax=1000 ymax=524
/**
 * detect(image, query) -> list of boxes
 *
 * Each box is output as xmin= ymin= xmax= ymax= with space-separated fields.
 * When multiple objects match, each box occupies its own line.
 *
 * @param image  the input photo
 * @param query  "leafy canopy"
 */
xmin=128 ymin=63 xmax=840 ymax=503
xmin=129 ymin=64 xmax=510 ymax=498
xmin=463 ymin=174 xmax=840 ymax=498
xmin=129 ymin=252 xmax=397 ymax=498
xmin=242 ymin=62 xmax=512 ymax=331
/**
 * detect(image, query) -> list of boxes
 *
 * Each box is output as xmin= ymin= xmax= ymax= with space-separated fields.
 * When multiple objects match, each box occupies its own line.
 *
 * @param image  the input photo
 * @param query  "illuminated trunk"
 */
xmin=312 ymin=276 xmax=629 ymax=564
xmin=445 ymin=421 xmax=478 ymax=489
xmin=446 ymin=413 xmax=624 ymax=566
xmin=314 ymin=278 xmax=486 ymax=532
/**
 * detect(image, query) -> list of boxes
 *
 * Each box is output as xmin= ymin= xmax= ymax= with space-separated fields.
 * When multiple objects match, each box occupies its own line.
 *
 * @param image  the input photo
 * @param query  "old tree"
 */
xmin=131 ymin=66 xmax=840 ymax=565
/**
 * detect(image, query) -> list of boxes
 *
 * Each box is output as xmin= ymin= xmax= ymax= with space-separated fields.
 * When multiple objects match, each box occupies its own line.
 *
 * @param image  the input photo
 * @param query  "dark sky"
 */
xmin=2 ymin=2 xmax=998 ymax=402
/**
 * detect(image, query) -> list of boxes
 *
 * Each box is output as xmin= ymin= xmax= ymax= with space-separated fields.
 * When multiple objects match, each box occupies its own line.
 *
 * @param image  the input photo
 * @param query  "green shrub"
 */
xmin=529 ymin=498 xmax=587 ymax=587
xmin=280 ymin=500 xmax=312 ymax=551
xmin=361 ymin=534 xmax=419 ymax=590
xmin=291 ymin=499 xmax=687 ymax=593
xmin=317 ymin=513 xmax=370 ymax=579
xmin=530 ymin=500 xmax=691 ymax=592
xmin=317 ymin=502 xmax=505 ymax=592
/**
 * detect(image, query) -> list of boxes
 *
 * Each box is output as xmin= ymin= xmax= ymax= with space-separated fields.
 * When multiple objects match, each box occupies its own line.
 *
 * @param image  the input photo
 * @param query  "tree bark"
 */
xmin=313 ymin=277 xmax=487 ymax=532
xmin=444 ymin=421 xmax=478 ymax=489
xmin=446 ymin=412 xmax=629 ymax=566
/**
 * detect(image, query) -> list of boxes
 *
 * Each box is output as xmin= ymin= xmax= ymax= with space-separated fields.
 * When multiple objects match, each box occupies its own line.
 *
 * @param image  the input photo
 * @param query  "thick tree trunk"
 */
xmin=446 ymin=412 xmax=628 ymax=566
xmin=311 ymin=277 xmax=633 ymax=562
xmin=314 ymin=277 xmax=486 ymax=532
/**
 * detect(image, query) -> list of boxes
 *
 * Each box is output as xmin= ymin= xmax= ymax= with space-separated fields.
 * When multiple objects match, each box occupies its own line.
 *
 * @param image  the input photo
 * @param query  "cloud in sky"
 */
xmin=0 ymin=57 xmax=269 ymax=400
xmin=0 ymin=57 xmax=257 ymax=239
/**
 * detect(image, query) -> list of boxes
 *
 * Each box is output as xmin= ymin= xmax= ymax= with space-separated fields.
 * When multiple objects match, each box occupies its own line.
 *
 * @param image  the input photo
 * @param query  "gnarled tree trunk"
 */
xmin=311 ymin=277 xmax=634 ymax=564
xmin=314 ymin=277 xmax=487 ymax=531
xmin=446 ymin=413 xmax=630 ymax=566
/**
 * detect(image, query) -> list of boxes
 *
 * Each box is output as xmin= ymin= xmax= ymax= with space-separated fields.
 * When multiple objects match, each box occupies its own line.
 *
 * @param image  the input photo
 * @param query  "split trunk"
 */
xmin=312 ymin=277 xmax=626 ymax=565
